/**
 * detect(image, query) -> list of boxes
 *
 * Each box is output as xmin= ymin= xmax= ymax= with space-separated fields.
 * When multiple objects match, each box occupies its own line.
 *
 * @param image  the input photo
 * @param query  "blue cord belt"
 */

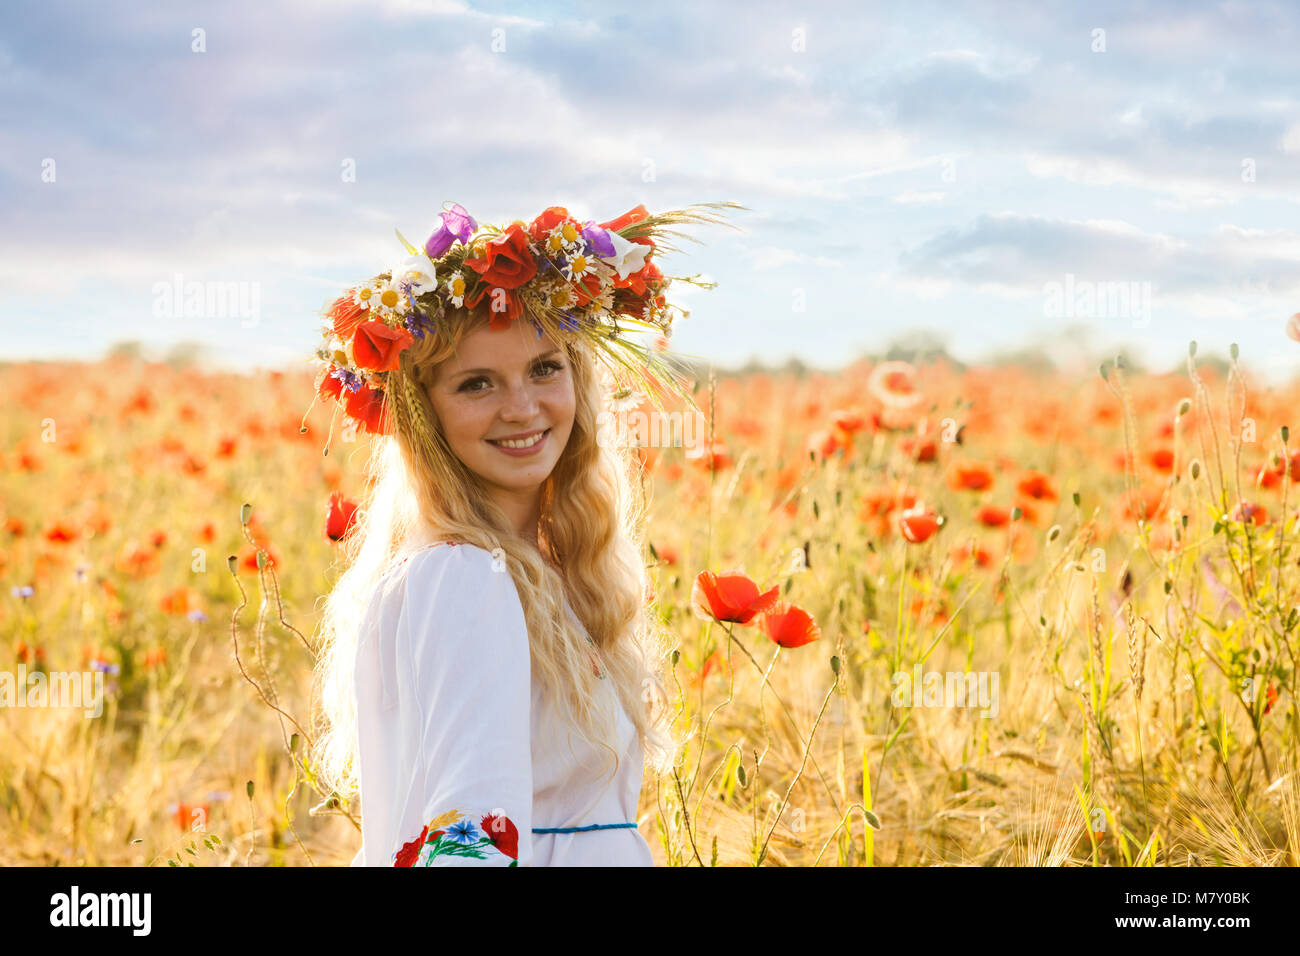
xmin=532 ymin=822 xmax=638 ymax=834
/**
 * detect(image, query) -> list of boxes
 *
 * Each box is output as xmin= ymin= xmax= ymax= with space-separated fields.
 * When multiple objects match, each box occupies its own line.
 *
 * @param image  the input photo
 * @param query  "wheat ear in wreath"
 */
xmin=399 ymin=363 xmax=443 ymax=468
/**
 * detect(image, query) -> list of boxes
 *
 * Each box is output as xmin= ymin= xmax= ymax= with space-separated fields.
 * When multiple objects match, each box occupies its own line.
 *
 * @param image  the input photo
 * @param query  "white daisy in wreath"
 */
xmin=444 ymin=270 xmax=467 ymax=308
xmin=561 ymin=251 xmax=594 ymax=283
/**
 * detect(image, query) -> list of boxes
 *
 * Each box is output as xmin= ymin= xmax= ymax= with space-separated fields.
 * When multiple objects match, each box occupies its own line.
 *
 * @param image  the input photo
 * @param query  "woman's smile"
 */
xmin=487 ymin=428 xmax=551 ymax=455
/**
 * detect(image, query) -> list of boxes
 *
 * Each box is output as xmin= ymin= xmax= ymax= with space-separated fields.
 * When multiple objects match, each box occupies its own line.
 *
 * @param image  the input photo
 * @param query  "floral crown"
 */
xmin=307 ymin=200 xmax=744 ymax=444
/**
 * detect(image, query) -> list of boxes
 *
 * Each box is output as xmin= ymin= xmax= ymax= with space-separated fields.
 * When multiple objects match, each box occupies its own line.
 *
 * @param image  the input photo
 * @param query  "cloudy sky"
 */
xmin=4 ymin=0 xmax=1299 ymax=380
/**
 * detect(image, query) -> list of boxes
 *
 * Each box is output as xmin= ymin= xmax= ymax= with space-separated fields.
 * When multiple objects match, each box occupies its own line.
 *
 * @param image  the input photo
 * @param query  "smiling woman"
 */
xmin=315 ymin=304 xmax=683 ymax=866
xmin=308 ymin=200 xmax=738 ymax=866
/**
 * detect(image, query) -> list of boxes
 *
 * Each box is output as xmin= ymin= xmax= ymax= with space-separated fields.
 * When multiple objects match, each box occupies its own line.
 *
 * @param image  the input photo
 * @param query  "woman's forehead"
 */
xmin=438 ymin=322 xmax=568 ymax=375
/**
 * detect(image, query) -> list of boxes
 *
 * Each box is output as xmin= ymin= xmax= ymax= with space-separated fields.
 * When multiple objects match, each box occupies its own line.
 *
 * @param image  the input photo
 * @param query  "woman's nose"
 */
xmin=500 ymin=380 xmax=540 ymax=419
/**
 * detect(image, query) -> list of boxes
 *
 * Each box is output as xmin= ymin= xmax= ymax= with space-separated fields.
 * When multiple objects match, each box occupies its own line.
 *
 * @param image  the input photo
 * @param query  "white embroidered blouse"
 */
xmin=349 ymin=541 xmax=655 ymax=866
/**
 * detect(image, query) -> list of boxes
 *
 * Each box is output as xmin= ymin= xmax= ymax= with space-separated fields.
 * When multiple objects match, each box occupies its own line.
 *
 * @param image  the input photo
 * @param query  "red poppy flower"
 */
xmin=831 ymin=408 xmax=868 ymax=435
xmin=480 ymin=813 xmax=519 ymax=860
xmin=691 ymin=570 xmax=780 ymax=625
xmin=570 ymin=272 xmax=605 ymax=309
xmin=344 ymin=383 xmax=392 ymax=436
xmin=1272 ymin=450 xmax=1300 ymax=481
xmin=394 ymin=825 xmax=428 ymax=867
xmin=901 ymin=435 xmax=938 ymax=462
xmin=951 ymin=542 xmax=995 ymax=568
xmin=1230 ymin=500 xmax=1269 ymax=525
xmin=976 ymin=504 xmax=1011 ymax=528
xmin=326 ymin=492 xmax=359 ymax=542
xmin=615 ymin=258 xmax=664 ymax=297
xmin=465 ymin=283 xmax=526 ymax=330
xmin=599 ymin=205 xmax=653 ymax=245
xmin=44 ymin=521 xmax=80 ymax=544
xmin=159 ymin=587 xmax=202 ymax=616
xmin=173 ymin=802 xmax=210 ymax=831
xmin=1264 ymin=682 xmax=1279 ymax=715
xmin=808 ymin=428 xmax=851 ymax=461
xmin=463 ymin=223 xmax=538 ymax=290
xmin=1255 ymin=465 xmax=1281 ymax=490
xmin=760 ymin=601 xmax=822 ymax=648
xmin=1148 ymin=448 xmax=1175 ymax=473
xmin=899 ymin=504 xmax=942 ymax=543
xmin=528 ymin=206 xmax=579 ymax=244
xmin=352 ymin=320 xmax=414 ymax=373
xmin=1016 ymin=470 xmax=1057 ymax=501
xmin=950 ymin=463 xmax=994 ymax=492
xmin=240 ymin=546 xmax=281 ymax=572
xmin=115 ymin=540 xmax=160 ymax=578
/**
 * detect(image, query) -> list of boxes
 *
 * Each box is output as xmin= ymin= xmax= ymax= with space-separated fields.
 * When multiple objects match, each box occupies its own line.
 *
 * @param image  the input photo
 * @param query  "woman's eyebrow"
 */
xmin=452 ymin=349 xmax=561 ymax=378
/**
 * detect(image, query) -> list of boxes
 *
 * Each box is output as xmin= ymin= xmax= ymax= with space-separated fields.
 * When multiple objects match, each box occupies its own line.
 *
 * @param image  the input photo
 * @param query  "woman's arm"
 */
xmin=390 ymin=544 xmax=533 ymax=867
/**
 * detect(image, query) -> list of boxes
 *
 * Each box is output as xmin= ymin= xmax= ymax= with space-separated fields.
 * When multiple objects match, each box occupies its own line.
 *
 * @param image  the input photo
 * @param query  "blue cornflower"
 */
xmin=558 ymin=312 xmax=581 ymax=332
xmin=445 ymin=818 xmax=480 ymax=844
xmin=405 ymin=308 xmax=435 ymax=341
xmin=330 ymin=367 xmax=364 ymax=394
xmin=12 ymin=585 xmax=34 ymax=599
xmin=187 ymin=609 xmax=208 ymax=623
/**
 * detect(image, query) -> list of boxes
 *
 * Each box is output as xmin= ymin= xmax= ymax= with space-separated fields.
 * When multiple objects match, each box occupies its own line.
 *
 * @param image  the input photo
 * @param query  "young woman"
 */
xmin=308 ymin=202 xmax=737 ymax=866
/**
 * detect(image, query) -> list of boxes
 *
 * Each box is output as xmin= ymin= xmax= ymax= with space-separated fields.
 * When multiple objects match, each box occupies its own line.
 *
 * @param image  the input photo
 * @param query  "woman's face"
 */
xmin=425 ymin=320 xmax=576 ymax=506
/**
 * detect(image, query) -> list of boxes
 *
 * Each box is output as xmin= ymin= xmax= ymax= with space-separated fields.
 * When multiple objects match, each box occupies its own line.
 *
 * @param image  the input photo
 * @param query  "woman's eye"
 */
xmin=457 ymin=362 xmax=563 ymax=394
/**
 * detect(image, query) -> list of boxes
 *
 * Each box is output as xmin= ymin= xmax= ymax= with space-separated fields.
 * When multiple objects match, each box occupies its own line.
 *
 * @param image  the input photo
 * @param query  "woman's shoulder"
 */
xmin=380 ymin=540 xmax=493 ymax=584
xmin=382 ymin=541 xmax=520 ymax=608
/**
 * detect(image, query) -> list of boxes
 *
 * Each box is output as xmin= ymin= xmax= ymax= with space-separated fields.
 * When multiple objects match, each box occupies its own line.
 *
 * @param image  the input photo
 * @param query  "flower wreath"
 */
xmin=305 ymin=200 xmax=744 ymax=444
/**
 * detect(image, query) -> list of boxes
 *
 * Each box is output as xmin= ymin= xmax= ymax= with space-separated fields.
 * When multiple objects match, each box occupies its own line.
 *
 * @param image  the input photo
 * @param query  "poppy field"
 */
xmin=2 ymin=344 xmax=1299 ymax=866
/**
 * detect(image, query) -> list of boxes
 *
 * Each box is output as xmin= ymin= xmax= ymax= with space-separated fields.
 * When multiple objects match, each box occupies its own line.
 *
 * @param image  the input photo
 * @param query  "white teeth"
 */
xmin=491 ymin=430 xmax=546 ymax=449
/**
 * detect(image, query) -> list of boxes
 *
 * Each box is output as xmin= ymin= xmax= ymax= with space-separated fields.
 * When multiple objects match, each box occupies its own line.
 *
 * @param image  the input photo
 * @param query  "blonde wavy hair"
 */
xmin=312 ymin=306 xmax=684 ymax=804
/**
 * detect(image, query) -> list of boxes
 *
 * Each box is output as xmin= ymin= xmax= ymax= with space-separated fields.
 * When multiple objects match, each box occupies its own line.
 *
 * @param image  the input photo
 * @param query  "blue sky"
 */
xmin=3 ymin=0 xmax=1299 ymax=381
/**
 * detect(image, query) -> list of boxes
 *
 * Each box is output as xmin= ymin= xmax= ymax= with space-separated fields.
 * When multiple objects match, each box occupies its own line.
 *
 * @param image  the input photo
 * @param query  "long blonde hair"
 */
xmin=312 ymin=308 xmax=683 ymax=803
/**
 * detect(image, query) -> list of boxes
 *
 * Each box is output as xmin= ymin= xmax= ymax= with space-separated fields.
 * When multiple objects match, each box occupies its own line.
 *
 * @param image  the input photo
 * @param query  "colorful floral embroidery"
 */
xmin=394 ymin=808 xmax=521 ymax=866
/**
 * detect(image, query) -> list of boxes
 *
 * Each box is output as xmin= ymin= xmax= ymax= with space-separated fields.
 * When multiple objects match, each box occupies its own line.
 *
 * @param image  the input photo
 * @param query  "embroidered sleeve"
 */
xmin=391 ymin=544 xmax=533 ymax=867
xmin=395 ymin=808 xmax=522 ymax=867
